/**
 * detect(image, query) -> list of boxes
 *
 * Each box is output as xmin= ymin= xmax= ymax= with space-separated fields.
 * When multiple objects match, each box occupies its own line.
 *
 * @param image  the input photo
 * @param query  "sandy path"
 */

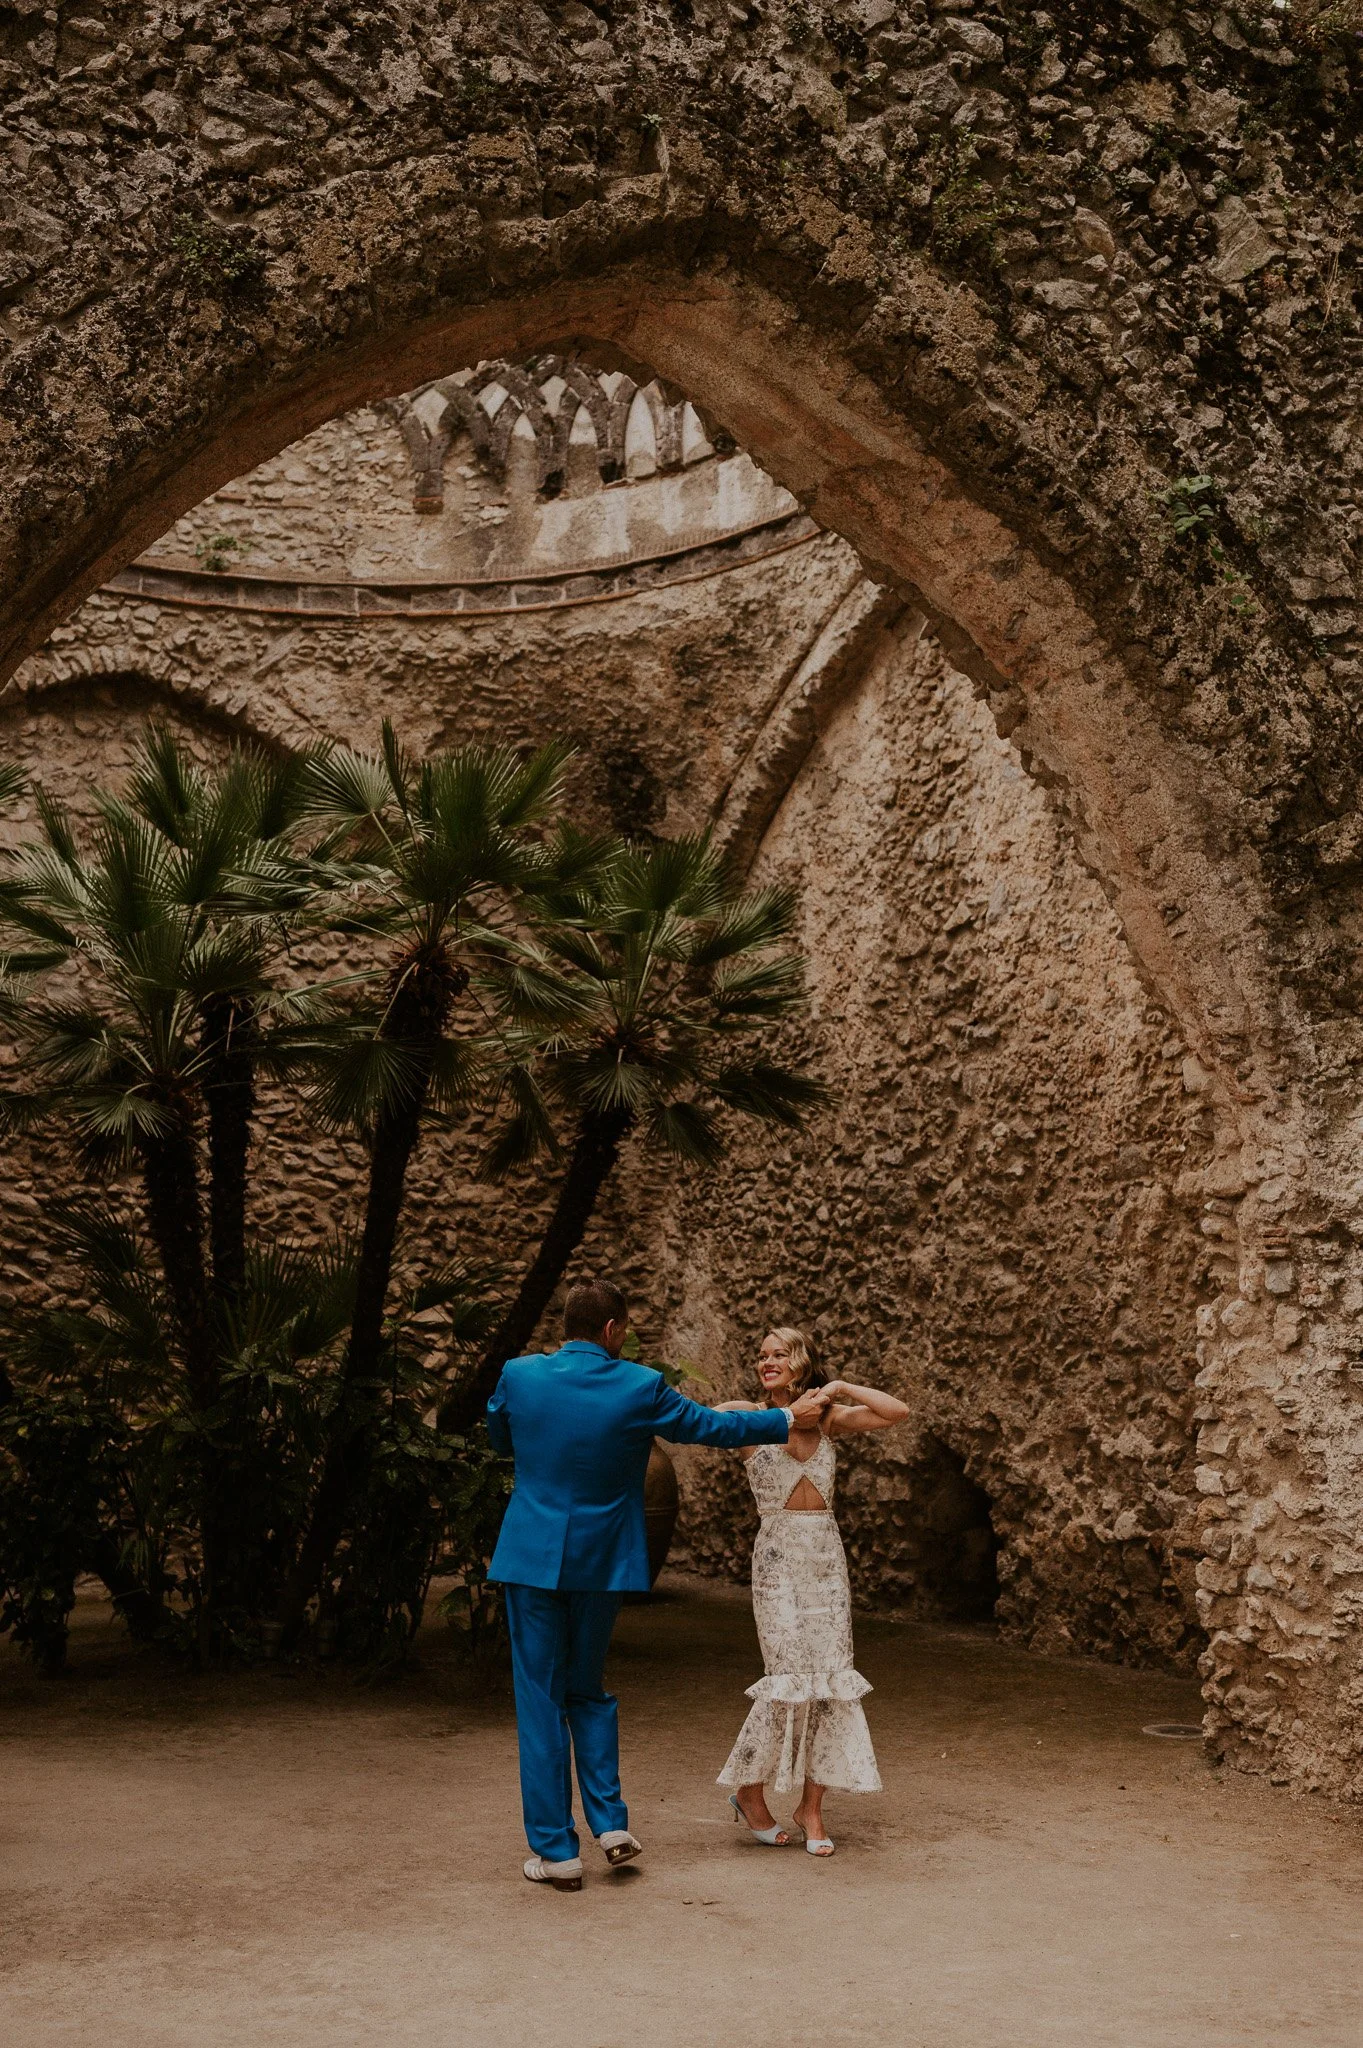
xmin=2 ymin=1574 xmax=1360 ymax=2047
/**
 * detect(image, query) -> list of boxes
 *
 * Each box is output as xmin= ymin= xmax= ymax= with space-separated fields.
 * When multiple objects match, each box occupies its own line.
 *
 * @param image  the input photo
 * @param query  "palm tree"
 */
xmin=123 ymin=732 xmax=316 ymax=1307
xmin=273 ymin=727 xmax=582 ymax=1632
xmin=0 ymin=733 xmax=321 ymax=1639
xmin=440 ymin=833 xmax=828 ymax=1431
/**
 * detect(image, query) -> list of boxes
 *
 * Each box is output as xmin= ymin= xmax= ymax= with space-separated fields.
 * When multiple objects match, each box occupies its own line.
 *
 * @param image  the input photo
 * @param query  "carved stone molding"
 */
xmin=380 ymin=354 xmax=723 ymax=512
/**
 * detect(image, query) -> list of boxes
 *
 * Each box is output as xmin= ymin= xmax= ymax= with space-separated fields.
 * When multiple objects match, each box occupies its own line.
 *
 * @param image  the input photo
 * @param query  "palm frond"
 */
xmin=479 ymin=949 xmax=593 ymax=1029
xmin=18 ymin=1002 xmax=126 ymax=1081
xmin=303 ymin=1028 xmax=431 ymax=1130
xmin=614 ymin=833 xmax=727 ymax=922
xmin=75 ymin=1088 xmax=184 ymax=1142
xmin=710 ymin=1061 xmax=830 ymax=1127
xmin=685 ymin=884 xmax=800 ymax=967
xmin=572 ymin=1053 xmax=658 ymax=1118
xmin=0 ymin=946 xmax=71 ymax=976
xmin=380 ymin=720 xmax=415 ymax=819
xmin=124 ymin=726 xmax=204 ymax=845
xmin=88 ymin=810 xmax=178 ymax=939
xmin=496 ymin=737 xmax=576 ymax=828
xmin=301 ymin=744 xmax=398 ymax=837
xmin=425 ymin=1034 xmax=487 ymax=1113
xmin=708 ymin=953 xmax=807 ymax=1020
xmin=243 ymin=746 xmax=315 ymax=843
xmin=228 ymin=1236 xmax=359 ymax=1361
xmin=0 ymin=1086 xmax=67 ymax=1133
xmin=45 ymin=1197 xmax=145 ymax=1275
xmin=179 ymin=924 xmax=274 ymax=1005
xmin=405 ymin=1259 xmax=503 ymax=1348
xmin=644 ymin=1098 xmax=726 ymax=1167
xmin=34 ymin=783 xmax=80 ymax=868
xmin=0 ymin=851 xmax=86 ymax=945
xmin=480 ymin=1062 xmax=559 ymax=1180
xmin=530 ymin=824 xmax=619 ymax=908
xmin=537 ymin=922 xmax=616 ymax=980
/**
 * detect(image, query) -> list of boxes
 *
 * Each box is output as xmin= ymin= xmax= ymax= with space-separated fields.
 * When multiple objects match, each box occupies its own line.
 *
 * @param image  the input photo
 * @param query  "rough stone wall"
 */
xmin=3 ymin=0 xmax=1363 ymax=1789
xmin=664 ymin=624 xmax=1211 ymax=1669
xmin=147 ymin=392 xmax=789 ymax=585
xmin=6 ymin=396 xmax=1217 ymax=1675
xmin=1 ymin=435 xmax=858 ymax=1337
xmin=22 ymin=534 xmax=859 ymax=843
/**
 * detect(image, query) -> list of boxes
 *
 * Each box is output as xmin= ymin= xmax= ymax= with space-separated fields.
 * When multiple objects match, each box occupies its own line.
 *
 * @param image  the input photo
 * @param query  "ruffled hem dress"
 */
xmin=717 ymin=1433 xmax=882 ymax=1795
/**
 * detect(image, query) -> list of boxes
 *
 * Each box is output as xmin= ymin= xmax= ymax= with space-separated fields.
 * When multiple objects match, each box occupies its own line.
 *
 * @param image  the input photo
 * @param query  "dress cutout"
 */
xmin=717 ymin=1433 xmax=882 ymax=1796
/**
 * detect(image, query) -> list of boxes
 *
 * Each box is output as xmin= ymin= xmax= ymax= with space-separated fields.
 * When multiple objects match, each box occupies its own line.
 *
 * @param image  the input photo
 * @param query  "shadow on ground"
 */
xmin=2 ymin=1571 xmax=1361 ymax=2048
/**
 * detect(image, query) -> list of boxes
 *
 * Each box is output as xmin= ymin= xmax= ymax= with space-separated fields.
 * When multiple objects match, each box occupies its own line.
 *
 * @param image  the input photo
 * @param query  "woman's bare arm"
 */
xmin=822 ymin=1381 xmax=910 ymax=1436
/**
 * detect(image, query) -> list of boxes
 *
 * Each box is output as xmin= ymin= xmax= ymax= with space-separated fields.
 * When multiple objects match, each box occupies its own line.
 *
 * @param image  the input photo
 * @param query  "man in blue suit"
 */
xmin=486 ymin=1277 xmax=825 ymax=1891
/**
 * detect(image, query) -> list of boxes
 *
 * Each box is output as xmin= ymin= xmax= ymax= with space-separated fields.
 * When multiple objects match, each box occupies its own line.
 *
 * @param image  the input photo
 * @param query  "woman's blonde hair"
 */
xmin=762 ymin=1326 xmax=826 ymax=1398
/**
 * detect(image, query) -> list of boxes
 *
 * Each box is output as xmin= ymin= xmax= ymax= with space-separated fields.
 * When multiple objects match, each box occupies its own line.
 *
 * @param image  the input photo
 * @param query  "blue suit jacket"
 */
xmin=485 ymin=1341 xmax=791 ymax=1593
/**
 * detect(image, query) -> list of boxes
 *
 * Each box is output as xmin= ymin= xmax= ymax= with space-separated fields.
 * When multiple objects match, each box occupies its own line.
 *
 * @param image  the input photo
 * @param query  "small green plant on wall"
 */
xmin=1154 ymin=474 xmax=1257 ymax=616
xmin=927 ymin=140 xmax=1019 ymax=272
xmin=194 ymin=533 xmax=248 ymax=574
xmin=170 ymin=214 xmax=267 ymax=298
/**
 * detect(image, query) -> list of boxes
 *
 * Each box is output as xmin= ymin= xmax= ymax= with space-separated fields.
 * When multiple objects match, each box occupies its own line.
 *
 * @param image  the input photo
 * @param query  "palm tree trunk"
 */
xmin=201 ymin=995 xmax=257 ymax=1302
xmin=439 ymin=1105 xmax=632 ymax=1436
xmin=90 ymin=1535 xmax=172 ymax=1644
xmin=139 ymin=1125 xmax=213 ymax=1399
xmin=200 ymin=995 xmax=262 ymax=1620
xmin=138 ymin=1120 xmax=224 ymax=1652
xmin=276 ymin=947 xmax=459 ymax=1639
xmin=275 ymin=1093 xmax=425 ymax=1635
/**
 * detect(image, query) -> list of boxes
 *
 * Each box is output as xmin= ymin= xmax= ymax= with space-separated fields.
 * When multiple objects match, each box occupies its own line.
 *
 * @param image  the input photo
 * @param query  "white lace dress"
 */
xmin=717 ymin=1433 xmax=882 ymax=1795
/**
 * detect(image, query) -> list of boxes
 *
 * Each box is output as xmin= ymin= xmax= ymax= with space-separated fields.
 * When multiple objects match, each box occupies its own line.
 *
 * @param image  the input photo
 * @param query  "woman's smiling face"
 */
xmin=757 ymin=1333 xmax=795 ymax=1397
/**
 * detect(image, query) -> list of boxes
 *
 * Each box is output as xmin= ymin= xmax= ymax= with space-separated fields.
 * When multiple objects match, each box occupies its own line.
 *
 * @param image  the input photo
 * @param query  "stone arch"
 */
xmin=0 ymin=263 xmax=1316 ymax=1780
xmin=3 ymin=654 xmax=289 ymax=758
xmin=0 ymin=264 xmax=1274 ymax=1124
xmin=714 ymin=576 xmax=914 ymax=875
xmin=2 ymin=3 xmax=1360 ymax=1794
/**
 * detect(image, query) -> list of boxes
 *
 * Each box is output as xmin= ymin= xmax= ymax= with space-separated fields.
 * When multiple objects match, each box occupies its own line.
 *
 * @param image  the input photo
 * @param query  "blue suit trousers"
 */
xmin=504 ymin=1583 xmax=628 ymax=1861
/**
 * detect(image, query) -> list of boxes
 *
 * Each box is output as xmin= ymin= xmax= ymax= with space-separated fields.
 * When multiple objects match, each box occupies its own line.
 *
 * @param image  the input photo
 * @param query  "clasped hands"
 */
xmin=788 ymin=1385 xmax=832 ymax=1431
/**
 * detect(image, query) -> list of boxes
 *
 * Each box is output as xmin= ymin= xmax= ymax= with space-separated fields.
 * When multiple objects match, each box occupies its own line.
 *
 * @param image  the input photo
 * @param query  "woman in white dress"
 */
xmin=716 ymin=1327 xmax=909 ymax=1855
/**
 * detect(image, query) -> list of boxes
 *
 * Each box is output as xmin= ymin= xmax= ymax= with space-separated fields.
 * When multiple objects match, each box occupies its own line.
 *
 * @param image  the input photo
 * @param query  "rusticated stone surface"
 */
xmin=666 ymin=623 xmax=1211 ymax=1668
xmin=10 ymin=395 xmax=1211 ymax=1682
xmin=2 ymin=1 xmax=1363 ymax=1793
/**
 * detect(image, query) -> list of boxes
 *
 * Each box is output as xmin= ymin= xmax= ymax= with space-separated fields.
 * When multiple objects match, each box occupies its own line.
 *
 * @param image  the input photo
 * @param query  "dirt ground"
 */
xmin=2 ymin=1573 xmax=1361 ymax=2048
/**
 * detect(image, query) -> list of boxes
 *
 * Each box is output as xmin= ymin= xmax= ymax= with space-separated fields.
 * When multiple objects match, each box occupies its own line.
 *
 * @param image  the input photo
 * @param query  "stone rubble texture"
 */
xmin=0 ymin=0 xmax=1360 ymax=1794
xmin=11 ymin=393 xmax=1214 ymax=1682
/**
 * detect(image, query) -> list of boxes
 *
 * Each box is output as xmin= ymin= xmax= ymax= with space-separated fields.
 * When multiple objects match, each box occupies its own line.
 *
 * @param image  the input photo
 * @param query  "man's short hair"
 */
xmin=563 ymin=1279 xmax=628 ymax=1341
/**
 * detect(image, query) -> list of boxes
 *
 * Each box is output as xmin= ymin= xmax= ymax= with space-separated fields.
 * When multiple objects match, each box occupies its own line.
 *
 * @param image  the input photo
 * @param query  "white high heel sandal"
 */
xmin=792 ymin=1819 xmax=835 ymax=1855
xmin=728 ymin=1793 xmax=791 ymax=1845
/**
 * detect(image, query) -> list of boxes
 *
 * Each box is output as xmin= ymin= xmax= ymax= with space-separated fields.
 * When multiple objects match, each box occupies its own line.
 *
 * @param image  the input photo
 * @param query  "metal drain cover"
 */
xmin=1142 ymin=1722 xmax=1204 ymax=1740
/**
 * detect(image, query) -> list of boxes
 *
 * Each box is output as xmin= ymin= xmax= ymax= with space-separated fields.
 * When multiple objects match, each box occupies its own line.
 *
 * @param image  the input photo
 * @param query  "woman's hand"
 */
xmin=788 ymin=1386 xmax=830 ymax=1431
xmin=821 ymin=1379 xmax=848 ymax=1403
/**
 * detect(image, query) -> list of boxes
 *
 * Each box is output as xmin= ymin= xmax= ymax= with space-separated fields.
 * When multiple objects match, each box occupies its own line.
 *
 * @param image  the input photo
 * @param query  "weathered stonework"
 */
xmin=667 ymin=624 xmax=1212 ymax=1670
xmin=1 ymin=1 xmax=1362 ymax=1792
xmin=11 ymin=392 xmax=1211 ymax=1685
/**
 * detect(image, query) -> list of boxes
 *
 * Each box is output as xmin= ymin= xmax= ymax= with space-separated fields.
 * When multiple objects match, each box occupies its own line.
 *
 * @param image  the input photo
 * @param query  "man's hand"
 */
xmin=788 ymin=1386 xmax=830 ymax=1432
